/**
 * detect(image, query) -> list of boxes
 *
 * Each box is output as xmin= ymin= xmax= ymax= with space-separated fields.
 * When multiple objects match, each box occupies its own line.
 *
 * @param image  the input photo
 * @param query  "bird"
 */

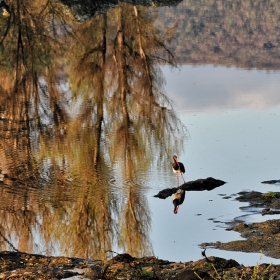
xmin=172 ymin=189 xmax=185 ymax=214
xmin=0 ymin=0 xmax=10 ymax=17
xmin=172 ymin=155 xmax=186 ymax=185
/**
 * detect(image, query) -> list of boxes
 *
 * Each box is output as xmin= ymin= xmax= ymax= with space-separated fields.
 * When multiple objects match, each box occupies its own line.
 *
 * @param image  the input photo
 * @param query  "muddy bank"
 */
xmin=201 ymin=190 xmax=280 ymax=259
xmin=1 ymin=251 xmax=280 ymax=279
xmin=2 ymin=190 xmax=280 ymax=279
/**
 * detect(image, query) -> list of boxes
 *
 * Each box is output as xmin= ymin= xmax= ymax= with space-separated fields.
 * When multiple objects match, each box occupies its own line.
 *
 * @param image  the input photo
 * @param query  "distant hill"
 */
xmin=156 ymin=0 xmax=280 ymax=69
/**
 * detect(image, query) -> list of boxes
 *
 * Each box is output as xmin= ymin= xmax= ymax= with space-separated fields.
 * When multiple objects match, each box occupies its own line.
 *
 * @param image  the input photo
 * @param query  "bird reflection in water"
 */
xmin=172 ymin=189 xmax=185 ymax=214
xmin=172 ymin=155 xmax=186 ymax=186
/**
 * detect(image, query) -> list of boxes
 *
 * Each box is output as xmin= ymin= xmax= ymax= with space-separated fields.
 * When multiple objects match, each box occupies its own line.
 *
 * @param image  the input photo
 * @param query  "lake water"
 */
xmin=148 ymin=65 xmax=280 ymax=265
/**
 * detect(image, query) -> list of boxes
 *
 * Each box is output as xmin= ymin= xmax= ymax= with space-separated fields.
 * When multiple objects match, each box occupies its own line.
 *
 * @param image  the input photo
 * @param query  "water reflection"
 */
xmin=0 ymin=1 xmax=186 ymax=259
xmin=158 ymin=0 xmax=280 ymax=69
xmin=163 ymin=65 xmax=280 ymax=113
xmin=2 ymin=0 xmax=279 ymax=264
xmin=172 ymin=189 xmax=185 ymax=214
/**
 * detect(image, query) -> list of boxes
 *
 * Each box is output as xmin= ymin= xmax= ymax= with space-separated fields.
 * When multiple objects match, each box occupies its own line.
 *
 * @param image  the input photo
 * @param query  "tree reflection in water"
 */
xmin=0 ymin=1 xmax=186 ymax=259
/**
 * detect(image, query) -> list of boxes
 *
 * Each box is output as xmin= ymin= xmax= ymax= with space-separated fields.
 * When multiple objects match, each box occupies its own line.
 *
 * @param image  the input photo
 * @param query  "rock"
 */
xmin=203 ymin=219 xmax=280 ymax=259
xmin=235 ymin=191 xmax=280 ymax=212
xmin=111 ymin=253 xmax=134 ymax=263
xmin=1 ymin=251 xmax=280 ymax=279
xmin=177 ymin=257 xmax=242 ymax=280
xmin=261 ymin=208 xmax=280 ymax=215
xmin=175 ymin=269 xmax=212 ymax=280
xmin=262 ymin=180 xmax=280 ymax=184
xmin=154 ymin=177 xmax=226 ymax=199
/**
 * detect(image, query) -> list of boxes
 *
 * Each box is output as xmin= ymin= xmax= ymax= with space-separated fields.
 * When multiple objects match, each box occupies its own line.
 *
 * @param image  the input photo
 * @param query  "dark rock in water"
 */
xmin=236 ymin=191 xmax=263 ymax=202
xmin=261 ymin=208 xmax=280 ymax=216
xmin=234 ymin=190 xmax=280 ymax=214
xmin=182 ymin=177 xmax=226 ymax=191
xmin=154 ymin=177 xmax=226 ymax=199
xmin=261 ymin=179 xmax=280 ymax=184
xmin=154 ymin=187 xmax=178 ymax=199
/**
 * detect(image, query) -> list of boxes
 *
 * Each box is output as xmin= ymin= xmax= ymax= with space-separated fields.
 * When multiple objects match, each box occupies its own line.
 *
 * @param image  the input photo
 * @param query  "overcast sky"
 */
xmin=162 ymin=65 xmax=280 ymax=113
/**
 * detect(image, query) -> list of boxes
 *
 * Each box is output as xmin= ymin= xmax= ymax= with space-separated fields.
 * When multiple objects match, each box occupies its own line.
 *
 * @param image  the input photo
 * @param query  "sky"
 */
xmin=162 ymin=65 xmax=280 ymax=113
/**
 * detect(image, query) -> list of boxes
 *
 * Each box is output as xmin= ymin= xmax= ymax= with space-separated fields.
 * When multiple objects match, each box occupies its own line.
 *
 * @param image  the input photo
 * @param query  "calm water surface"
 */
xmin=150 ymin=65 xmax=280 ymax=265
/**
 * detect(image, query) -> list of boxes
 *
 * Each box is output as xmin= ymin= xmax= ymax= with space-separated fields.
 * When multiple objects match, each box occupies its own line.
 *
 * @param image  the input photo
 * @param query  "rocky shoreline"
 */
xmin=201 ymin=190 xmax=280 ymax=259
xmin=2 ymin=186 xmax=280 ymax=279
xmin=1 ymin=250 xmax=280 ymax=279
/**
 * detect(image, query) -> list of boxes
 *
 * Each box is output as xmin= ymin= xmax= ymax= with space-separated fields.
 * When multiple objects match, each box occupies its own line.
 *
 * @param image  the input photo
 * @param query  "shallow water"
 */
xmin=148 ymin=65 xmax=280 ymax=265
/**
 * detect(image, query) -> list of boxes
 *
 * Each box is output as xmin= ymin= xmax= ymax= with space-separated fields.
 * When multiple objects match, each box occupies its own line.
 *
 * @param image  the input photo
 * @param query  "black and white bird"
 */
xmin=172 ymin=189 xmax=185 ymax=214
xmin=172 ymin=155 xmax=186 ymax=185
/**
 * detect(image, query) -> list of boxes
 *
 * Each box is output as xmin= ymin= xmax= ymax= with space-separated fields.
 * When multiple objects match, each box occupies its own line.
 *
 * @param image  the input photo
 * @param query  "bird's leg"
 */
xmin=176 ymin=174 xmax=179 ymax=186
xmin=181 ymin=173 xmax=186 ymax=184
